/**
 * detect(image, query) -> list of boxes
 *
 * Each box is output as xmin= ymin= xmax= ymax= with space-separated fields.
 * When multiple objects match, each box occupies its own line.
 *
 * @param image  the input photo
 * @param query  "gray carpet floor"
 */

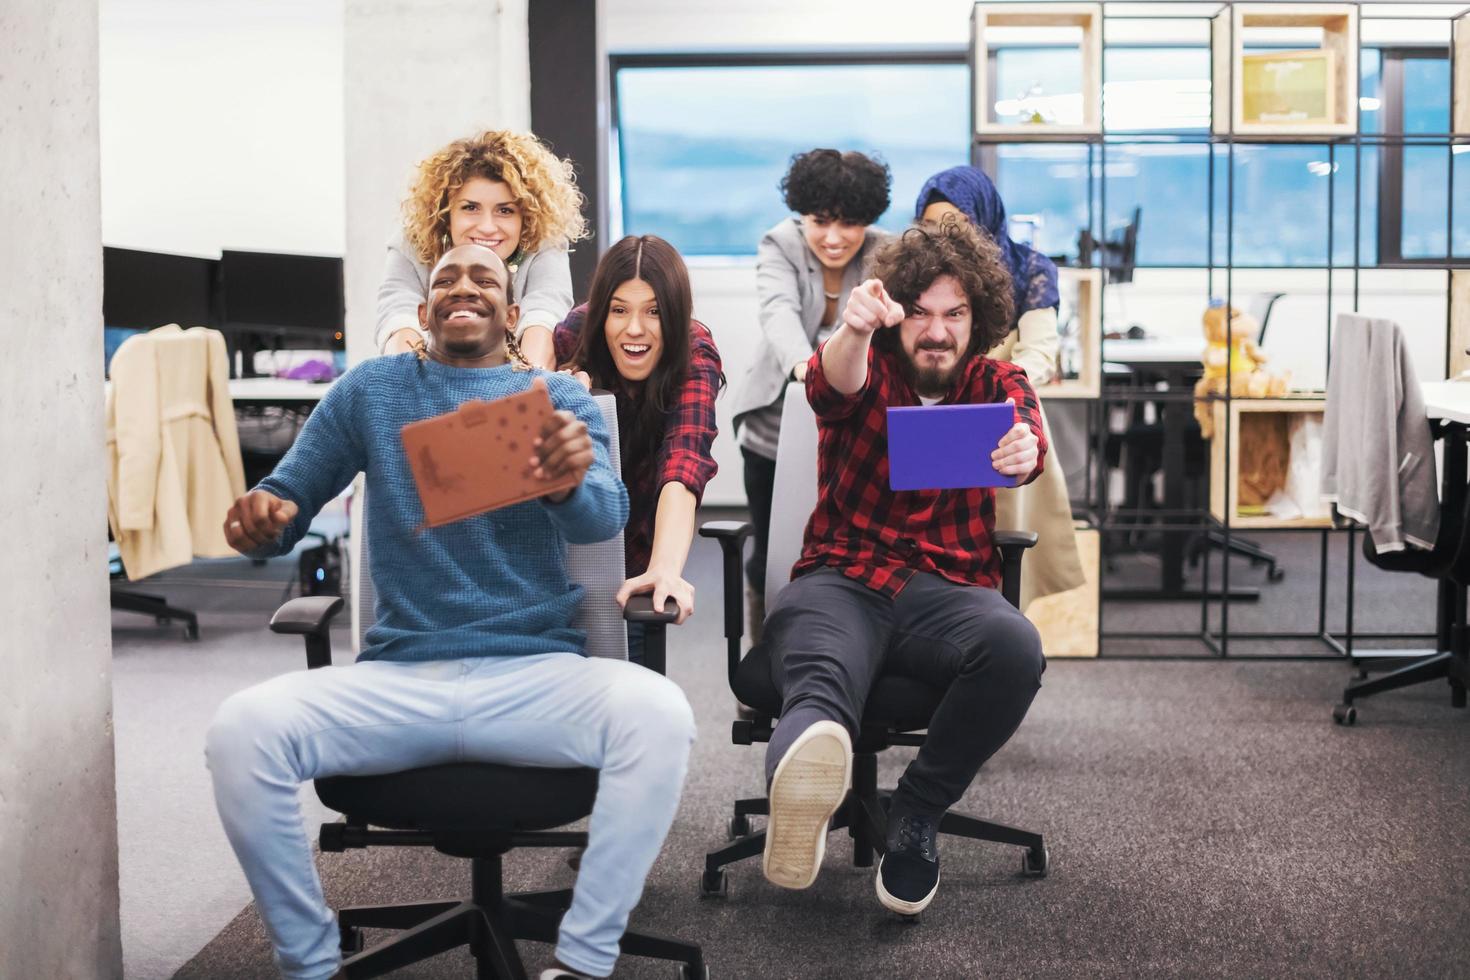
xmin=113 ymin=519 xmax=1470 ymax=979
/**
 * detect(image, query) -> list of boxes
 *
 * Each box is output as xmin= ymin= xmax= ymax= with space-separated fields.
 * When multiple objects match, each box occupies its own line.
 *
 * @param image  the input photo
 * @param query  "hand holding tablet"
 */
xmin=887 ymin=399 xmax=1037 ymax=492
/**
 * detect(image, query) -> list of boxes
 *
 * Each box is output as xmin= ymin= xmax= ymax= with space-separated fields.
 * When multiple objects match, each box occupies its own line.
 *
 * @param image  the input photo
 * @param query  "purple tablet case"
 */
xmin=887 ymin=402 xmax=1017 ymax=491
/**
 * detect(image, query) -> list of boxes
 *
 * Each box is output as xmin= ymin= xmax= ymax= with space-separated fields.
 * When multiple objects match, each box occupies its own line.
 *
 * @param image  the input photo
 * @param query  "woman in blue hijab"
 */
xmin=915 ymin=165 xmax=1084 ymax=608
xmin=915 ymin=165 xmax=1061 ymax=387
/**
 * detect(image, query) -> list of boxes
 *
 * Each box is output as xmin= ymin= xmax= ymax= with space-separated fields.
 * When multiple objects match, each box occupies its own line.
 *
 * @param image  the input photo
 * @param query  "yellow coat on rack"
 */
xmin=988 ymin=327 xmax=1086 ymax=609
xmin=106 ymin=325 xmax=246 ymax=580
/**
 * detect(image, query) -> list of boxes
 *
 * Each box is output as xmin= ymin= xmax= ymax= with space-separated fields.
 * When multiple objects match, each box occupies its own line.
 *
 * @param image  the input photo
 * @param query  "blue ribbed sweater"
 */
xmin=254 ymin=355 xmax=629 ymax=663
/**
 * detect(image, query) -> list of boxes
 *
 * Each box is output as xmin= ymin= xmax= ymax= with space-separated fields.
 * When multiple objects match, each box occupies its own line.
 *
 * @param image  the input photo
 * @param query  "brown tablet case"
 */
xmin=401 ymin=383 xmax=577 ymax=527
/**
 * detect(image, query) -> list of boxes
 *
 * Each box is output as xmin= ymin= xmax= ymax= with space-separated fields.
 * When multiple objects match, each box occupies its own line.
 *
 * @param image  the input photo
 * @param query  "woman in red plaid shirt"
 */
xmin=554 ymin=235 xmax=722 ymax=663
xmin=760 ymin=219 xmax=1047 ymax=917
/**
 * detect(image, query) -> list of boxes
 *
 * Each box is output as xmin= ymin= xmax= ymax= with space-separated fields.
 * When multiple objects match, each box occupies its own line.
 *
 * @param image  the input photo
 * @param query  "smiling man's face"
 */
xmin=417 ymin=243 xmax=519 ymax=361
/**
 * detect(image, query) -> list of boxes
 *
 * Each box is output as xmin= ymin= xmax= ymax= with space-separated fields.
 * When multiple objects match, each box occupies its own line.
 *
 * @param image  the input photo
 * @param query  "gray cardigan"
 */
xmin=1321 ymin=313 xmax=1439 ymax=553
xmin=731 ymin=218 xmax=890 ymax=452
xmin=374 ymin=233 xmax=574 ymax=352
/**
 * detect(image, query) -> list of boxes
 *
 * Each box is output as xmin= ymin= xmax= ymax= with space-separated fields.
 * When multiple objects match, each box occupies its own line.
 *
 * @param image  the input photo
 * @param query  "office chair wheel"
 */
xmin=1332 ymin=704 xmax=1357 ymax=726
xmin=699 ymin=869 xmax=728 ymax=899
xmin=678 ymin=965 xmax=710 ymax=980
xmin=184 ymin=621 xmax=200 ymax=641
xmin=727 ymin=814 xmax=751 ymax=840
xmin=339 ymin=924 xmax=364 ymax=955
xmin=1267 ymin=566 xmax=1285 ymax=582
xmin=1021 ymin=844 xmax=1049 ymax=878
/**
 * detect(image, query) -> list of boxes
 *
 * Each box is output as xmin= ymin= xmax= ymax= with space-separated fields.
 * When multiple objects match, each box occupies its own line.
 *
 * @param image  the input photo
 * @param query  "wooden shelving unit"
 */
xmin=972 ymin=2 xmax=1102 ymax=138
xmin=1026 ymin=524 xmax=1098 ymax=657
xmin=1209 ymin=397 xmax=1330 ymax=528
xmin=1042 ymin=266 xmax=1102 ymax=400
xmin=1211 ymin=3 xmax=1359 ymax=138
xmin=1455 ymin=10 xmax=1470 ymax=135
xmin=1451 ymin=270 xmax=1470 ymax=380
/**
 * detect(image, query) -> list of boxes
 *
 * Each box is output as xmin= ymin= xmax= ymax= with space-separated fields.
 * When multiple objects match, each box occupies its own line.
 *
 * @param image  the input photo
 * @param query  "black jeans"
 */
xmin=740 ymin=447 xmax=778 ymax=592
xmin=762 ymin=568 xmax=1045 ymax=816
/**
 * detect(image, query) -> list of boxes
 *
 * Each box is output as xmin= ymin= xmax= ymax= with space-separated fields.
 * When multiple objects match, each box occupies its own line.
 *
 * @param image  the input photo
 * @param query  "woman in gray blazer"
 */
xmin=731 ymin=149 xmax=892 ymax=639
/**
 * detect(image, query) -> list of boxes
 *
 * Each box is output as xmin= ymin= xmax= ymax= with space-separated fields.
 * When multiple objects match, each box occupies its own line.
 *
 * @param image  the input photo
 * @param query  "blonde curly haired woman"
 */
xmin=377 ymin=129 xmax=589 ymax=368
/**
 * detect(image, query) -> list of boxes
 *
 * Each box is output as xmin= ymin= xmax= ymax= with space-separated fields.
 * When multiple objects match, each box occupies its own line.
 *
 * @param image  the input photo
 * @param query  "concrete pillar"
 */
xmin=0 ymin=1 xmax=123 ymax=977
xmin=342 ymin=0 xmax=531 ymax=366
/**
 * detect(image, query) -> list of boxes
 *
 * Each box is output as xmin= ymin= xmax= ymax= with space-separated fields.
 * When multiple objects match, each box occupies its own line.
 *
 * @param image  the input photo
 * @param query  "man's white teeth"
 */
xmin=447 ymin=310 xmax=477 ymax=320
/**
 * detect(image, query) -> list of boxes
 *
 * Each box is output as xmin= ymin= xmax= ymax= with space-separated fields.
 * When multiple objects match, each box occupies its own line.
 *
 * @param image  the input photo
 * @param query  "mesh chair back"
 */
xmin=764 ymin=384 xmax=820 ymax=611
xmin=355 ymin=391 xmax=628 ymax=659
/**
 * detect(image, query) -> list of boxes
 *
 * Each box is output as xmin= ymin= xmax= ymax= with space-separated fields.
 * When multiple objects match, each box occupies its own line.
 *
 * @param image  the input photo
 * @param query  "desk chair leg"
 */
xmin=342 ymin=904 xmax=479 ymax=979
xmin=110 ymin=588 xmax=200 ymax=640
xmin=1336 ymin=652 xmax=1466 ymax=725
xmin=338 ymin=899 xmax=458 ymax=931
xmin=620 ymin=929 xmax=708 ymax=978
xmin=474 ymin=908 xmax=528 ymax=980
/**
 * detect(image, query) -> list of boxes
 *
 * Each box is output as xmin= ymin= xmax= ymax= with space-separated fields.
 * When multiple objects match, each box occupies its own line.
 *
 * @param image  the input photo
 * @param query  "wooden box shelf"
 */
xmin=1456 ymin=11 xmax=1470 ymax=135
xmin=1040 ymin=266 xmax=1101 ymax=400
xmin=972 ymin=2 xmax=1102 ymax=138
xmin=1209 ymin=397 xmax=1330 ymax=528
xmin=1451 ymin=270 xmax=1470 ymax=380
xmin=1212 ymin=3 xmax=1359 ymax=138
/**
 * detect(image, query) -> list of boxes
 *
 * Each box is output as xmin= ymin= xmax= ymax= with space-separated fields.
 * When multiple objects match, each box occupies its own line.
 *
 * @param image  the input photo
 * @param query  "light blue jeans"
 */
xmin=205 ymin=652 xmax=696 ymax=980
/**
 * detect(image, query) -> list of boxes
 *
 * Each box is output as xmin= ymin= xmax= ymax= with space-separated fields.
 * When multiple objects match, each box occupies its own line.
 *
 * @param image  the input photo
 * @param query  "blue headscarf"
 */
xmin=914 ymin=166 xmax=1059 ymax=323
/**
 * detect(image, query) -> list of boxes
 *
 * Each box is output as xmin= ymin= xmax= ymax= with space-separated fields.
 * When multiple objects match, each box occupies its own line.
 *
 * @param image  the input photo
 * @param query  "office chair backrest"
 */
xmin=764 ymin=384 xmax=821 ymax=611
xmin=356 ymin=390 xmax=629 ymax=660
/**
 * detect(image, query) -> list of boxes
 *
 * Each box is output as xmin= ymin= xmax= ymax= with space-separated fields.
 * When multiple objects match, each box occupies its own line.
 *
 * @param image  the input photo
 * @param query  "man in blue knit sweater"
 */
xmin=206 ymin=243 xmax=696 ymax=980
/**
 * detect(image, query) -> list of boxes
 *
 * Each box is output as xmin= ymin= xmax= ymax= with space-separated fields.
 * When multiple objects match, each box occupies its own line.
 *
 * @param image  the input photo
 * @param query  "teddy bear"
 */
xmin=1193 ymin=299 xmax=1290 ymax=438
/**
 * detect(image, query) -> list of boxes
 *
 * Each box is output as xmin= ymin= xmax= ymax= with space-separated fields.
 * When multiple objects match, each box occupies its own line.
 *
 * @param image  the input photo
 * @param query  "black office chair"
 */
xmin=696 ymin=387 xmax=1048 ymax=905
xmin=265 ymin=394 xmax=707 ymax=980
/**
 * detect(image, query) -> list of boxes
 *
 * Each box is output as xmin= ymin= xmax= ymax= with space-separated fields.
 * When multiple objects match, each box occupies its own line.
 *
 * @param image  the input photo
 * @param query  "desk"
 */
xmin=1100 ymin=338 xmax=1260 ymax=602
xmin=103 ymin=376 xmax=333 ymax=406
xmin=1337 ymin=379 xmax=1470 ymax=720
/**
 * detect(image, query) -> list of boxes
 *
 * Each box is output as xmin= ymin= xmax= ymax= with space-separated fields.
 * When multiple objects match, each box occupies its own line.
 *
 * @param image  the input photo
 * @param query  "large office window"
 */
xmin=612 ymin=57 xmax=967 ymax=257
xmin=613 ymin=47 xmax=1455 ymax=264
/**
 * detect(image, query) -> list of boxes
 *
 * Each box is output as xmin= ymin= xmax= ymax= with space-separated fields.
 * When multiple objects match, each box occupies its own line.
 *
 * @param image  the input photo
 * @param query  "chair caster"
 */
xmin=727 ymin=814 xmax=751 ymax=840
xmin=1266 ymin=566 xmax=1285 ymax=582
xmin=699 ymin=869 xmax=728 ymax=899
xmin=184 ymin=621 xmax=200 ymax=641
xmin=679 ymin=964 xmax=710 ymax=980
xmin=339 ymin=925 xmax=364 ymax=955
xmin=1021 ymin=844 xmax=1049 ymax=878
xmin=1333 ymin=703 xmax=1357 ymax=726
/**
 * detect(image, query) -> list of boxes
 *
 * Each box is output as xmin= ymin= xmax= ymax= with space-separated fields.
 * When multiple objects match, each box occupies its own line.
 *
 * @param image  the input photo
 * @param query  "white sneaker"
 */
xmin=762 ymin=720 xmax=852 ymax=889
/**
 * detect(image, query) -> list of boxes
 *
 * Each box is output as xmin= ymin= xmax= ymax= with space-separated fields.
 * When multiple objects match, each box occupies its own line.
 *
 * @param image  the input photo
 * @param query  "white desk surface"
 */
xmin=1420 ymin=380 xmax=1470 ymax=424
xmin=1101 ymin=337 xmax=1206 ymax=364
xmin=227 ymin=377 xmax=332 ymax=401
xmin=104 ymin=376 xmax=332 ymax=402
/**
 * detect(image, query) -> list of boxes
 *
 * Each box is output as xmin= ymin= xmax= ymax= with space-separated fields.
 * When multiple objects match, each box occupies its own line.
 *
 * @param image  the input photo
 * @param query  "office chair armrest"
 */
xmin=270 ymin=595 xmax=345 ymax=635
xmin=993 ymin=530 xmax=1039 ymax=610
xmin=993 ymin=530 xmax=1039 ymax=551
xmin=699 ymin=521 xmax=752 ymax=639
xmin=269 ymin=595 xmax=344 ymax=670
xmin=623 ymin=594 xmax=679 ymax=624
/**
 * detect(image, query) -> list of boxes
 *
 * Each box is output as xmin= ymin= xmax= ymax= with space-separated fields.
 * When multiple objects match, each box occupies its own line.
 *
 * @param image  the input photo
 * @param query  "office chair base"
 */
xmin=1335 ymin=650 xmax=1469 ymax=724
xmin=336 ymin=855 xmax=705 ymax=980
xmin=110 ymin=587 xmax=200 ymax=640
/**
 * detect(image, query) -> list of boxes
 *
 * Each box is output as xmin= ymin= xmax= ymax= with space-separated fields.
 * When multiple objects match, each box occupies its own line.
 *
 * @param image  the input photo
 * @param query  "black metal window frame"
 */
xmin=1376 ymin=46 xmax=1460 ymax=265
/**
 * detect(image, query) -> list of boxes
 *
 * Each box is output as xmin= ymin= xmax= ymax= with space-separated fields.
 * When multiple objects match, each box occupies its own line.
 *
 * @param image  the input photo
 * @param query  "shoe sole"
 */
xmin=875 ymin=855 xmax=940 ymax=915
xmin=762 ymin=721 xmax=851 ymax=890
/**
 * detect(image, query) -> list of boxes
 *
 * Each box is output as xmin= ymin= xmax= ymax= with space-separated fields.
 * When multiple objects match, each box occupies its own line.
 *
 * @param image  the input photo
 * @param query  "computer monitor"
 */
xmin=219 ymin=249 xmax=345 ymax=376
xmin=1077 ymin=207 xmax=1140 ymax=284
xmin=103 ymin=246 xmax=220 ymax=329
xmin=102 ymin=246 xmax=221 ymax=375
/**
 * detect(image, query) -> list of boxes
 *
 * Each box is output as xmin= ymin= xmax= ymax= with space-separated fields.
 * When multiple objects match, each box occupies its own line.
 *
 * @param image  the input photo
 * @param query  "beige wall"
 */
xmin=0 ymin=0 xmax=123 ymax=976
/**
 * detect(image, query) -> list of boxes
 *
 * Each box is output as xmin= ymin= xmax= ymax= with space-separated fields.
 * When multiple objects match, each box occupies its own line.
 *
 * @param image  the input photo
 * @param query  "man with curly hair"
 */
xmin=759 ymin=219 xmax=1048 ymax=917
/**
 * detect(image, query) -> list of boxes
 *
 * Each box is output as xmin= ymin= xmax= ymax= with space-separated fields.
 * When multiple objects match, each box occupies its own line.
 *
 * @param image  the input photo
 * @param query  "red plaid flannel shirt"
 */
xmin=554 ymin=304 xmax=721 ymax=575
xmin=792 ymin=342 xmax=1047 ymax=596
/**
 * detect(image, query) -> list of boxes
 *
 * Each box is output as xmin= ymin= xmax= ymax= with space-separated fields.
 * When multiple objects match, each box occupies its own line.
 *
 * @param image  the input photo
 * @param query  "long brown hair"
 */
xmin=573 ymin=235 xmax=693 ymax=468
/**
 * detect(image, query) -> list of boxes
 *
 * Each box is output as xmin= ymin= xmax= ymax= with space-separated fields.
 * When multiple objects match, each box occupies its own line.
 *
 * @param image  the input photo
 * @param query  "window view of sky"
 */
xmin=616 ymin=47 xmax=1461 ymax=264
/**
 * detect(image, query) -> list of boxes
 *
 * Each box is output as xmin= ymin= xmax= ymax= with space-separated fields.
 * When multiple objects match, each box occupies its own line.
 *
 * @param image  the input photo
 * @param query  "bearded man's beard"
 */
xmin=898 ymin=342 xmax=966 ymax=396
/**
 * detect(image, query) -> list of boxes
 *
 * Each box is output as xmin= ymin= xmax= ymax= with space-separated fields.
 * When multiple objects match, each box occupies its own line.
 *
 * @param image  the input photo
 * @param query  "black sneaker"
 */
xmin=876 ymin=811 xmax=940 ymax=914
